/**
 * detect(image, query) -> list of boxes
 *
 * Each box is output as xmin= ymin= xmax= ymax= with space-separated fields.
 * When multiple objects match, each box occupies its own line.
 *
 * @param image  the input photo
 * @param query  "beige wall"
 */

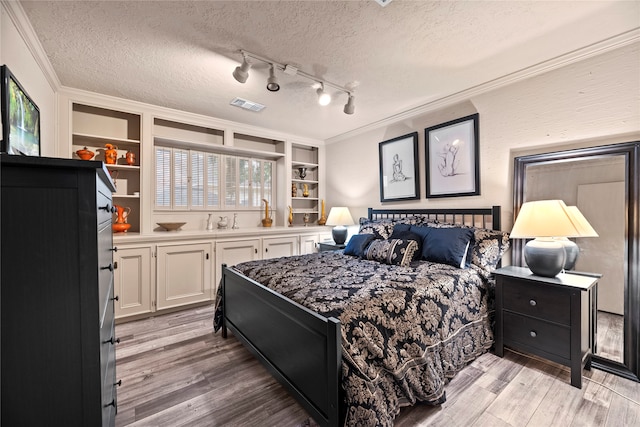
xmin=325 ymin=42 xmax=640 ymax=230
xmin=1 ymin=3 xmax=57 ymax=157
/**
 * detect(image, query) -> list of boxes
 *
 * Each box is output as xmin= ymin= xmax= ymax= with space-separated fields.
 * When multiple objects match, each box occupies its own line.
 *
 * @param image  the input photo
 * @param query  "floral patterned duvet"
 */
xmin=215 ymin=250 xmax=494 ymax=426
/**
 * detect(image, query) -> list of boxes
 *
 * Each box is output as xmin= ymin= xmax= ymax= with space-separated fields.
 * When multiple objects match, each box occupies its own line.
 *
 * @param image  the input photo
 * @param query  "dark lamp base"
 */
xmin=332 ymin=227 xmax=348 ymax=245
xmin=524 ymin=239 xmax=566 ymax=277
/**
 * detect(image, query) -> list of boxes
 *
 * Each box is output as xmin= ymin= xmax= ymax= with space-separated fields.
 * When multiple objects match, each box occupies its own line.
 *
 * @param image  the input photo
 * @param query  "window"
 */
xmin=155 ymin=146 xmax=274 ymax=211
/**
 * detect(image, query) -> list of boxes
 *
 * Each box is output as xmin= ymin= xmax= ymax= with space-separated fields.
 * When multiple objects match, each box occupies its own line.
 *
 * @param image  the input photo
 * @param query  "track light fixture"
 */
xmin=316 ymin=83 xmax=331 ymax=106
xmin=232 ymin=49 xmax=355 ymax=114
xmin=232 ymin=54 xmax=251 ymax=84
xmin=266 ymin=64 xmax=280 ymax=92
xmin=343 ymin=94 xmax=355 ymax=114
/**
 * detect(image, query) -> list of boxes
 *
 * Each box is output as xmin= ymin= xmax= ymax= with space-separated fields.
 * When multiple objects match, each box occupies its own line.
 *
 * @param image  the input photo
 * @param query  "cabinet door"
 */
xmin=215 ymin=239 xmax=261 ymax=291
xmin=263 ymin=236 xmax=298 ymax=259
xmin=113 ymin=246 xmax=153 ymax=319
xmin=156 ymin=242 xmax=212 ymax=310
xmin=299 ymin=233 xmax=320 ymax=255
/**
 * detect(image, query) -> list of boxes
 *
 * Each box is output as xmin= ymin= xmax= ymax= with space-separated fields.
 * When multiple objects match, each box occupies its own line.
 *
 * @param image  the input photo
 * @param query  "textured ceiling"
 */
xmin=19 ymin=0 xmax=640 ymax=141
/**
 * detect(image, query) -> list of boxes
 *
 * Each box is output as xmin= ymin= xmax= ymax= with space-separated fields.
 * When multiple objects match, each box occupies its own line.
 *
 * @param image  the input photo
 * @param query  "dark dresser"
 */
xmin=1 ymin=155 xmax=118 ymax=426
xmin=493 ymin=265 xmax=599 ymax=388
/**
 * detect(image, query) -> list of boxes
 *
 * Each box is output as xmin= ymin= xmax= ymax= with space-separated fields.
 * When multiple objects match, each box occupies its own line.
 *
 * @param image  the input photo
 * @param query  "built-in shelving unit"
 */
xmin=71 ymin=103 xmax=142 ymax=233
xmin=290 ymin=144 xmax=321 ymax=226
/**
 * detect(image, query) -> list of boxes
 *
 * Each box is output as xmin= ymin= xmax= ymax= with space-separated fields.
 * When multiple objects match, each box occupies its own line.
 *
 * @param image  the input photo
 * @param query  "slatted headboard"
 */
xmin=368 ymin=206 xmax=502 ymax=230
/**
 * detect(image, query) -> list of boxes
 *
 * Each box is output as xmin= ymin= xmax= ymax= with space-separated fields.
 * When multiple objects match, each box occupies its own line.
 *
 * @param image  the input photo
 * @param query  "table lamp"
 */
xmin=510 ymin=200 xmax=596 ymax=277
xmin=325 ymin=207 xmax=354 ymax=245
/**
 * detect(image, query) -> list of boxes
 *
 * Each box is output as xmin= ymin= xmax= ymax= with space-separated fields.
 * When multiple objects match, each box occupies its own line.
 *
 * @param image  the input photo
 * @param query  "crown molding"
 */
xmin=326 ymin=28 xmax=640 ymax=145
xmin=1 ymin=0 xmax=61 ymax=91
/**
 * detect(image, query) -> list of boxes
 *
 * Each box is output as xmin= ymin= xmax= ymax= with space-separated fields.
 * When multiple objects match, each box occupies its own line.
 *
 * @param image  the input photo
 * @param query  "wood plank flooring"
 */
xmin=115 ymin=304 xmax=640 ymax=427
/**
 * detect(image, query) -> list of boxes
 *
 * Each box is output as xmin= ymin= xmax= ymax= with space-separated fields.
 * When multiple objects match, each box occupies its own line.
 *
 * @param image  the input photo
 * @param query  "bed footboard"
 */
xmin=222 ymin=265 xmax=341 ymax=427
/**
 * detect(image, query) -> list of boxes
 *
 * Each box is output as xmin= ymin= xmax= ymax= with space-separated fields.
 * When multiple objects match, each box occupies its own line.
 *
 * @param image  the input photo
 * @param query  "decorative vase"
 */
xmin=217 ymin=216 xmax=228 ymax=229
xmin=288 ymin=206 xmax=293 ymax=226
xmin=262 ymin=199 xmax=273 ymax=227
xmin=292 ymin=183 xmax=297 ymax=197
xmin=303 ymin=213 xmax=310 ymax=226
xmin=298 ymin=167 xmax=307 ymax=180
xmin=104 ymin=143 xmax=118 ymax=165
xmin=302 ymin=183 xmax=309 ymax=197
xmin=125 ymin=150 xmax=136 ymax=166
xmin=114 ymin=205 xmax=131 ymax=224
xmin=318 ymin=199 xmax=327 ymax=225
xmin=76 ymin=146 xmax=94 ymax=160
xmin=206 ymin=213 xmax=214 ymax=231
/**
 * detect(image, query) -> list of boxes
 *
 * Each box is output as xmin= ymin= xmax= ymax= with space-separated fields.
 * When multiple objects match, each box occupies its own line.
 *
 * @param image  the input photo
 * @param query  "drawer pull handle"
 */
xmin=104 ymin=337 xmax=120 ymax=345
xmin=530 ymin=330 xmax=537 ymax=338
xmin=529 ymin=299 xmax=537 ymax=307
xmin=111 ymin=295 xmax=120 ymax=302
xmin=110 ymin=246 xmax=118 ymax=252
xmin=99 ymin=204 xmax=116 ymax=213
xmin=104 ymin=399 xmax=116 ymax=408
xmin=115 ymin=379 xmax=122 ymax=387
xmin=101 ymin=264 xmax=114 ymax=272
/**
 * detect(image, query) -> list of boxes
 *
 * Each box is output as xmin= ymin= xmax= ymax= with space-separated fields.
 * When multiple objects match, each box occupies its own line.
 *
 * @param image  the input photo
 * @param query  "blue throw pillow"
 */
xmin=422 ymin=227 xmax=475 ymax=268
xmin=344 ymin=234 xmax=377 ymax=258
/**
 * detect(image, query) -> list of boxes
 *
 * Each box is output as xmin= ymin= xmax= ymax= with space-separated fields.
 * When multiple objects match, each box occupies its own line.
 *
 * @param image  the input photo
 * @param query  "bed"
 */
xmin=214 ymin=206 xmax=508 ymax=426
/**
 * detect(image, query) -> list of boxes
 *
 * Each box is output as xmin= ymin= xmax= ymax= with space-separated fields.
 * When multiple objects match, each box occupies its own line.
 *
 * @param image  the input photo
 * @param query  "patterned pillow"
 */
xmin=364 ymin=238 xmax=419 ymax=267
xmin=358 ymin=218 xmax=395 ymax=239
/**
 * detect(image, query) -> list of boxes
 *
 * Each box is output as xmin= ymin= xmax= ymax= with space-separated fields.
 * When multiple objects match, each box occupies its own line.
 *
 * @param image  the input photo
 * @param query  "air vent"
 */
xmin=374 ymin=0 xmax=393 ymax=6
xmin=230 ymin=97 xmax=266 ymax=112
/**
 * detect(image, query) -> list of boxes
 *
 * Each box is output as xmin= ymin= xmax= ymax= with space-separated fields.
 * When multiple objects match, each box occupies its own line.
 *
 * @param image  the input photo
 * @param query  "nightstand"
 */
xmin=317 ymin=242 xmax=346 ymax=252
xmin=493 ymin=266 xmax=600 ymax=388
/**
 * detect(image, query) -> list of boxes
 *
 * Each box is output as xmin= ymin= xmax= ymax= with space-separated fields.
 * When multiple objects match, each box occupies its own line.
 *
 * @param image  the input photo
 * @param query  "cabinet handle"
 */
xmin=115 ymin=380 xmax=122 ymax=387
xmin=265 ymin=248 xmax=268 ymax=253
xmin=255 ymin=248 xmax=258 ymax=254
xmin=110 ymin=246 xmax=118 ymax=252
xmin=530 ymin=330 xmax=537 ymax=338
xmin=114 ymin=261 xmax=118 ymax=270
xmin=111 ymin=295 xmax=119 ymax=302
xmin=104 ymin=399 xmax=116 ymax=408
xmin=104 ymin=337 xmax=120 ymax=345
xmin=206 ymin=253 xmax=209 ymax=260
xmin=101 ymin=264 xmax=114 ymax=272
xmin=529 ymin=299 xmax=537 ymax=307
xmin=99 ymin=204 xmax=116 ymax=213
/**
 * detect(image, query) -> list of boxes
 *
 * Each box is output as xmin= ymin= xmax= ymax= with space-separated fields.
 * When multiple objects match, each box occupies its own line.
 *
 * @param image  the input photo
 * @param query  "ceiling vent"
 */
xmin=230 ymin=97 xmax=265 ymax=112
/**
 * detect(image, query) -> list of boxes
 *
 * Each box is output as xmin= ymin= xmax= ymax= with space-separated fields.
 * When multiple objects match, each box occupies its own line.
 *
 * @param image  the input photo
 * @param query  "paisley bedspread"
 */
xmin=215 ymin=251 xmax=494 ymax=426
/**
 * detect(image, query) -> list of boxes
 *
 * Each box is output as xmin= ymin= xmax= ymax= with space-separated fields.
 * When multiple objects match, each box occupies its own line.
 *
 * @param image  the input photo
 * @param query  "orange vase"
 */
xmin=104 ymin=143 xmax=118 ymax=165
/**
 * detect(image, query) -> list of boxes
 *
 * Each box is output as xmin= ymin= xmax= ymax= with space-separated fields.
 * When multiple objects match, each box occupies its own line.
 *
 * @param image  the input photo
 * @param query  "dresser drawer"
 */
xmin=503 ymin=311 xmax=570 ymax=360
xmin=99 ymin=223 xmax=115 ymax=319
xmin=102 ymin=345 xmax=117 ymax=427
xmin=97 ymin=189 xmax=114 ymax=227
xmin=502 ymin=278 xmax=570 ymax=325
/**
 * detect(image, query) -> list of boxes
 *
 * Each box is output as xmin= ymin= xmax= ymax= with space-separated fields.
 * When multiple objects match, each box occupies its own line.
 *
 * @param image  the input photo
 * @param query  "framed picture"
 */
xmin=425 ymin=113 xmax=479 ymax=198
xmin=379 ymin=132 xmax=419 ymax=202
xmin=1 ymin=65 xmax=41 ymax=156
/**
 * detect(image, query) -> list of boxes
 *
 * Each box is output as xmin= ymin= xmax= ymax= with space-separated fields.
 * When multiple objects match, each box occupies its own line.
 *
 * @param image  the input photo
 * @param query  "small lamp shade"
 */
xmin=511 ymin=200 xmax=597 ymax=277
xmin=326 ymin=207 xmax=354 ymax=245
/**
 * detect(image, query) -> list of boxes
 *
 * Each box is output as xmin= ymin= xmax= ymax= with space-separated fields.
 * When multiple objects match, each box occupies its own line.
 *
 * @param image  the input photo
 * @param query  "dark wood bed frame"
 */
xmin=220 ymin=206 xmax=501 ymax=427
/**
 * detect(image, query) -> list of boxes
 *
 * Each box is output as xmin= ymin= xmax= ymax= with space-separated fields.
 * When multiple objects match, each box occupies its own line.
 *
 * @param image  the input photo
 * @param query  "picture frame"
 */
xmin=379 ymin=132 xmax=419 ymax=202
xmin=425 ymin=113 xmax=479 ymax=198
xmin=1 ymin=65 xmax=41 ymax=156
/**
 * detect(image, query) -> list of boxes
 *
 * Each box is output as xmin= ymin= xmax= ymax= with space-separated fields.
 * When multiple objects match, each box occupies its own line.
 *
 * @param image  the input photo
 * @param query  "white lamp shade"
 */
xmin=510 ymin=200 xmax=584 ymax=239
xmin=565 ymin=206 xmax=599 ymax=237
xmin=325 ymin=207 xmax=354 ymax=226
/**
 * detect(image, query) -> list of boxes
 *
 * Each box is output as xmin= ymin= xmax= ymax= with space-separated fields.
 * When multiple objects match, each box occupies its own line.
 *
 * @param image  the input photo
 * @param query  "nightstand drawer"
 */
xmin=503 ymin=312 xmax=570 ymax=360
xmin=502 ymin=278 xmax=570 ymax=325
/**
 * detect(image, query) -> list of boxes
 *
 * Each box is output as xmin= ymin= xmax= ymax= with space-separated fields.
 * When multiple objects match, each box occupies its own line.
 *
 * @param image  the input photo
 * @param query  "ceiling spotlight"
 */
xmin=266 ymin=64 xmax=280 ymax=92
xmin=317 ymin=83 xmax=331 ymax=106
xmin=232 ymin=56 xmax=251 ymax=83
xmin=343 ymin=94 xmax=355 ymax=115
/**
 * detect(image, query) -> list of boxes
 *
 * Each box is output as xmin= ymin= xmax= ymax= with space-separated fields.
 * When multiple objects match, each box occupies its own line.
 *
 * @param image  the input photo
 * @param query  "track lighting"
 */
xmin=232 ymin=56 xmax=251 ymax=84
xmin=343 ymin=94 xmax=355 ymax=114
xmin=316 ymin=83 xmax=331 ymax=106
xmin=266 ymin=64 xmax=280 ymax=92
xmin=232 ymin=49 xmax=355 ymax=114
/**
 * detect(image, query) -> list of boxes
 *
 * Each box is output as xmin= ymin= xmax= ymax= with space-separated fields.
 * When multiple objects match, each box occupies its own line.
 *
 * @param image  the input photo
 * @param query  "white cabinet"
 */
xmin=113 ymin=245 xmax=153 ymax=319
xmin=215 ymin=239 xmax=261 ymax=290
xmin=263 ymin=236 xmax=298 ymax=259
xmin=299 ymin=233 xmax=320 ymax=255
xmin=156 ymin=241 xmax=212 ymax=310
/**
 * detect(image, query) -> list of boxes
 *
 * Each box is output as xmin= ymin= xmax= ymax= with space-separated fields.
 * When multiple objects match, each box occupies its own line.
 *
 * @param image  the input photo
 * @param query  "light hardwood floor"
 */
xmin=115 ymin=304 xmax=640 ymax=427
